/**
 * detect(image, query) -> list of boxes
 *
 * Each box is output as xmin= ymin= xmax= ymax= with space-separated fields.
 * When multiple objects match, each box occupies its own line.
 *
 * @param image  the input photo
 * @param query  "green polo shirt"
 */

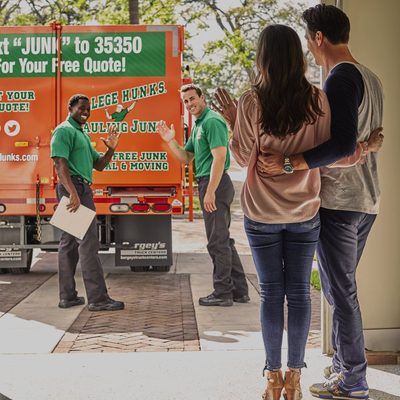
xmin=111 ymin=108 xmax=129 ymax=122
xmin=184 ymin=107 xmax=230 ymax=178
xmin=50 ymin=116 xmax=100 ymax=184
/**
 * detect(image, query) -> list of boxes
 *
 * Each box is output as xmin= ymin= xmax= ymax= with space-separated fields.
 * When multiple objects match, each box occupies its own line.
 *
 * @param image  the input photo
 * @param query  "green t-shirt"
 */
xmin=184 ymin=107 xmax=230 ymax=177
xmin=111 ymin=108 xmax=129 ymax=122
xmin=50 ymin=116 xmax=100 ymax=184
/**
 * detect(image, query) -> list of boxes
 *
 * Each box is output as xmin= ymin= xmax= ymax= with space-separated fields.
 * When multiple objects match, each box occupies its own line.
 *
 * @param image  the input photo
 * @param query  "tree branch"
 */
xmin=26 ymin=0 xmax=48 ymax=25
xmin=1 ymin=0 xmax=21 ymax=24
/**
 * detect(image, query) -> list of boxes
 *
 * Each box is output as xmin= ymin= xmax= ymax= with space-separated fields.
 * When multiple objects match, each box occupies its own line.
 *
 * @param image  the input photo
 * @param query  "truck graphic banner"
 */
xmin=0 ymin=32 xmax=166 ymax=77
xmin=0 ymin=24 xmax=184 ymax=216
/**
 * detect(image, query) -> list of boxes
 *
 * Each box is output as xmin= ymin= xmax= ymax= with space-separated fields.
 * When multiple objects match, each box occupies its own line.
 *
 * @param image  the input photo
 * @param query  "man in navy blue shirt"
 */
xmin=257 ymin=5 xmax=384 ymax=399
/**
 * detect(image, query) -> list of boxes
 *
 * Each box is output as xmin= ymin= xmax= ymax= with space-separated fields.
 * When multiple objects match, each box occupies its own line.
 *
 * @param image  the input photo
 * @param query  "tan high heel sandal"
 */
xmin=283 ymin=369 xmax=302 ymax=400
xmin=262 ymin=369 xmax=284 ymax=400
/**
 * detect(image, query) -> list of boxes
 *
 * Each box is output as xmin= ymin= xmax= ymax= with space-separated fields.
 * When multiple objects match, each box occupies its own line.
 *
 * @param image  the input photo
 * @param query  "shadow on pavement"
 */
xmin=369 ymin=389 xmax=400 ymax=400
xmin=370 ymin=365 xmax=400 ymax=376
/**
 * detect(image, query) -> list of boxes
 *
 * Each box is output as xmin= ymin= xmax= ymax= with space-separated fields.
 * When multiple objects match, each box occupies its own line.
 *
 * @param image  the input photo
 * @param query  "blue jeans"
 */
xmin=244 ymin=214 xmax=320 ymax=371
xmin=317 ymin=208 xmax=376 ymax=387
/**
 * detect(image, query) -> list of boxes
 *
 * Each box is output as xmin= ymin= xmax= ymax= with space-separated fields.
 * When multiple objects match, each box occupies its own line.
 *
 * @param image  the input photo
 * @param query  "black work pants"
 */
xmin=198 ymin=173 xmax=248 ymax=299
xmin=56 ymin=177 xmax=108 ymax=304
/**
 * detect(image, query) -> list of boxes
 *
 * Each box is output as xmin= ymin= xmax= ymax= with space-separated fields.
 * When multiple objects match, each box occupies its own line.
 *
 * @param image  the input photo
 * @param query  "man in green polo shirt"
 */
xmin=51 ymin=94 xmax=124 ymax=312
xmin=157 ymin=84 xmax=249 ymax=307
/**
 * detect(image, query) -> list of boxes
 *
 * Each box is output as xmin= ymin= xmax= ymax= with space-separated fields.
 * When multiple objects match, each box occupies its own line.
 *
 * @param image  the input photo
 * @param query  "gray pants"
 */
xmin=198 ymin=173 xmax=248 ymax=299
xmin=56 ymin=177 xmax=108 ymax=304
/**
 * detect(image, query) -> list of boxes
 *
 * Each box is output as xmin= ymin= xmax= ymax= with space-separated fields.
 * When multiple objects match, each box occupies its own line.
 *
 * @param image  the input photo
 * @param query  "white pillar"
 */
xmin=342 ymin=0 xmax=400 ymax=351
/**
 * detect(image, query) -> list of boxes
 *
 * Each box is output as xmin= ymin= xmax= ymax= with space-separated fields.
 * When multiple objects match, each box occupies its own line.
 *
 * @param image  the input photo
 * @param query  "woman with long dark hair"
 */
xmin=216 ymin=24 xmax=330 ymax=399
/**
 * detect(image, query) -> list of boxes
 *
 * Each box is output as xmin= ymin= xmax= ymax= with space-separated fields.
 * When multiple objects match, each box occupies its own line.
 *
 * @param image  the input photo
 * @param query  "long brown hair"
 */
xmin=253 ymin=24 xmax=323 ymax=138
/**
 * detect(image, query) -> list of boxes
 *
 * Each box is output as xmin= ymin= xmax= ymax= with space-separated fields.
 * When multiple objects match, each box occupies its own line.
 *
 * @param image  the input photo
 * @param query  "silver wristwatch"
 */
xmin=283 ymin=156 xmax=294 ymax=174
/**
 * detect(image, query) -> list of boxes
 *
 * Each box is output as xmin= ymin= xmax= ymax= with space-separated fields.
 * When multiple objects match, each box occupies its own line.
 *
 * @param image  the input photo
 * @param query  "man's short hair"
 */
xmin=180 ymin=84 xmax=203 ymax=97
xmin=302 ymin=4 xmax=350 ymax=44
xmin=68 ymin=94 xmax=89 ymax=108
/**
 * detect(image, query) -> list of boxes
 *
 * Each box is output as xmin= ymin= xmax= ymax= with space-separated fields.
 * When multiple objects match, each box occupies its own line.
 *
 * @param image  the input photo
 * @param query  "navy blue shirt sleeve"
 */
xmin=303 ymin=63 xmax=364 ymax=168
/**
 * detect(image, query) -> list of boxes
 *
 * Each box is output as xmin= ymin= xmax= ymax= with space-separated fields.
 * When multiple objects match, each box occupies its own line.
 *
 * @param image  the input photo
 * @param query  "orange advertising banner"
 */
xmin=0 ymin=24 xmax=185 ymax=216
xmin=0 ymin=26 xmax=56 ymax=188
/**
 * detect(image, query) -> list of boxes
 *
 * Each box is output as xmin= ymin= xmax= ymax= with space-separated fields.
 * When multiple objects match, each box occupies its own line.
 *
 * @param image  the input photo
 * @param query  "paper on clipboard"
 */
xmin=50 ymin=196 xmax=96 ymax=240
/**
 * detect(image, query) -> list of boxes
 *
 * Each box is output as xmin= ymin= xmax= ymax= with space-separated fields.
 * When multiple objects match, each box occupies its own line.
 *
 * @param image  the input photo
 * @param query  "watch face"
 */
xmin=283 ymin=157 xmax=294 ymax=174
xmin=283 ymin=164 xmax=294 ymax=174
xmin=283 ymin=161 xmax=293 ymax=174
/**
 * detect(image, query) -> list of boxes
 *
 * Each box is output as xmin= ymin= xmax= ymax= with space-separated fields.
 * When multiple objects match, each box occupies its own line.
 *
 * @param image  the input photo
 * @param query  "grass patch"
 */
xmin=310 ymin=269 xmax=321 ymax=291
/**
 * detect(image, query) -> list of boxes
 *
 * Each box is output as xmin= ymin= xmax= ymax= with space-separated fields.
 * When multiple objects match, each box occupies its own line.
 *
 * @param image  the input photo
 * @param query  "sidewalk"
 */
xmin=0 ymin=160 xmax=399 ymax=399
xmin=0 ymin=222 xmax=399 ymax=399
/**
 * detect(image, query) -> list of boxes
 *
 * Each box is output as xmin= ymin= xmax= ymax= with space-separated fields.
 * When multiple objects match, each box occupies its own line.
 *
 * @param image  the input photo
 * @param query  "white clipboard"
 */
xmin=50 ymin=196 xmax=96 ymax=240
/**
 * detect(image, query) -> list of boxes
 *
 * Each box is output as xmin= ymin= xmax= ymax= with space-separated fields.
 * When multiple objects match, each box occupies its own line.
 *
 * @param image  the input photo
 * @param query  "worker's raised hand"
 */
xmin=212 ymin=87 xmax=238 ymax=130
xmin=157 ymin=120 xmax=175 ymax=143
xmin=101 ymin=125 xmax=120 ymax=150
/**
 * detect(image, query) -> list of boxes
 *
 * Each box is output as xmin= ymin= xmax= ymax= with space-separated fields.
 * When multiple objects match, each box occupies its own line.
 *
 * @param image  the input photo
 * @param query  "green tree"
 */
xmin=139 ymin=0 xmax=180 ymax=24
xmin=0 ymin=0 xmax=22 ymax=25
xmin=179 ymin=0 xmax=308 ymax=98
xmin=96 ymin=0 xmax=180 ymax=25
xmin=95 ymin=0 xmax=129 ymax=25
xmin=1 ymin=0 xmax=314 ymax=98
xmin=9 ymin=0 xmax=93 ymax=25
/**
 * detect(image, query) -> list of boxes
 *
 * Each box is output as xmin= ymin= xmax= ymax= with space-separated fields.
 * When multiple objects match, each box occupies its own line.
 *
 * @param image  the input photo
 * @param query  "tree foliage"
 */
xmin=4 ymin=0 xmax=93 ymax=25
xmin=95 ymin=0 xmax=130 ymax=25
xmin=179 ymin=0 xmax=308 ymax=97
xmin=3 ymin=0 xmax=179 ymax=26
xmin=139 ymin=0 xmax=180 ymax=24
xmin=0 ymin=0 xmax=21 ymax=25
xmin=1 ymin=0 xmax=315 ymax=98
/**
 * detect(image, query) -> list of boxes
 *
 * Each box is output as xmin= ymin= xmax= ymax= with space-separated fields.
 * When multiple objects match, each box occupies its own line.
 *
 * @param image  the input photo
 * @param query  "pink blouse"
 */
xmin=231 ymin=88 xmax=331 ymax=224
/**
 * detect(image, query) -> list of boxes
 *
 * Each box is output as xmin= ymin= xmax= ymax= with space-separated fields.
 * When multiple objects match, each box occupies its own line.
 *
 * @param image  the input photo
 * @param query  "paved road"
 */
xmin=0 ymin=157 xmax=398 ymax=399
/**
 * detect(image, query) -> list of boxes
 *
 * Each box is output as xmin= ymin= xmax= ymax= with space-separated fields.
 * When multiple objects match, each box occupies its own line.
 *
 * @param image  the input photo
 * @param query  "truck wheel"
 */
xmin=152 ymin=265 xmax=171 ymax=272
xmin=9 ymin=249 xmax=33 ymax=274
xmin=130 ymin=266 xmax=150 ymax=272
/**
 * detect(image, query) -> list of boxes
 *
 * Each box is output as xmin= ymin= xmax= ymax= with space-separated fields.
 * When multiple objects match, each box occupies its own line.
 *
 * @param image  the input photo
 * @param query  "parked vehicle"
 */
xmin=0 ymin=23 xmax=188 ymax=273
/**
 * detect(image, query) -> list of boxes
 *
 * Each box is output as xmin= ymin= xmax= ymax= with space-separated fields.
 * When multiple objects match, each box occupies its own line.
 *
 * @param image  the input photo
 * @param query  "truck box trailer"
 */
xmin=0 ymin=23 xmax=190 ymax=273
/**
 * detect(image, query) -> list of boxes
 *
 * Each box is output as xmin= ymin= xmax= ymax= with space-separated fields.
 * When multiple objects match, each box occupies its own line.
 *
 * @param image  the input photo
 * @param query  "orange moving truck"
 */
xmin=0 ymin=23 xmax=188 ymax=273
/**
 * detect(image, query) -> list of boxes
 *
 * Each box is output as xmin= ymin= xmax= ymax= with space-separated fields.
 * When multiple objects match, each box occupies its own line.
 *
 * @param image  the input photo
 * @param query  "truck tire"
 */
xmin=130 ymin=266 xmax=150 ymax=272
xmin=9 ymin=249 xmax=33 ymax=274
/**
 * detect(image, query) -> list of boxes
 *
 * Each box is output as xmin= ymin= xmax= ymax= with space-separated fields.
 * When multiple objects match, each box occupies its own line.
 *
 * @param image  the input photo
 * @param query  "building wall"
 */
xmin=342 ymin=0 xmax=400 ymax=351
